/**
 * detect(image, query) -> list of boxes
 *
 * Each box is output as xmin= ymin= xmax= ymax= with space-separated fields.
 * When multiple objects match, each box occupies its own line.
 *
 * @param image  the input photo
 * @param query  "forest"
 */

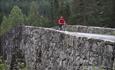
xmin=0 ymin=0 xmax=115 ymax=36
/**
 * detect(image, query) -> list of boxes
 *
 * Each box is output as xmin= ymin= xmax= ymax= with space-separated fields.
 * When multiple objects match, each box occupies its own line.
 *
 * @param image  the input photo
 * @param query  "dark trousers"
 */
xmin=58 ymin=24 xmax=63 ymax=30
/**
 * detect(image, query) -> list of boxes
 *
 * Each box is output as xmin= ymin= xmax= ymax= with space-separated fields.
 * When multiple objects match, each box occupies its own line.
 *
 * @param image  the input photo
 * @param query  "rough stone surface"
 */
xmin=1 ymin=25 xmax=115 ymax=70
xmin=63 ymin=25 xmax=115 ymax=35
xmin=1 ymin=26 xmax=25 ymax=70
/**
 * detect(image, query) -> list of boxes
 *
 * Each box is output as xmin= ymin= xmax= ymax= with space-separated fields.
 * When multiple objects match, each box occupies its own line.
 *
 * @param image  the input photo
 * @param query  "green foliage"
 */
xmin=0 ymin=64 xmax=6 ymax=70
xmin=26 ymin=1 xmax=55 ymax=27
xmin=0 ymin=16 xmax=9 ymax=36
xmin=26 ymin=1 xmax=40 ymax=26
xmin=0 ymin=12 xmax=3 ymax=25
xmin=58 ymin=1 xmax=71 ymax=18
xmin=39 ymin=16 xmax=55 ymax=27
xmin=9 ymin=6 xmax=24 ymax=25
xmin=0 ymin=1 xmax=56 ymax=37
xmin=0 ymin=0 xmax=115 ymax=29
xmin=0 ymin=6 xmax=25 ymax=36
xmin=0 ymin=57 xmax=6 ymax=70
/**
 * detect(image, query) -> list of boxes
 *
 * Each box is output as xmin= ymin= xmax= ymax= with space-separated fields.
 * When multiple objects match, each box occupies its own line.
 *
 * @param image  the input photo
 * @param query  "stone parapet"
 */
xmin=63 ymin=25 xmax=115 ymax=35
xmin=1 ymin=26 xmax=115 ymax=70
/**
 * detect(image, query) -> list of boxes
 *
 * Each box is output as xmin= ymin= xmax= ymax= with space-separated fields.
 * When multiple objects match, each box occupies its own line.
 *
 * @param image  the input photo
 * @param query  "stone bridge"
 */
xmin=1 ymin=25 xmax=115 ymax=70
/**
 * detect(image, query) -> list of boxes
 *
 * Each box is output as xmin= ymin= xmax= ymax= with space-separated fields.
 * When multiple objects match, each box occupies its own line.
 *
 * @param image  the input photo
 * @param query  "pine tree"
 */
xmin=9 ymin=5 xmax=25 ymax=26
xmin=0 ymin=16 xmax=8 ymax=36
xmin=27 ymin=1 xmax=54 ymax=27
xmin=27 ymin=1 xmax=41 ymax=26
xmin=0 ymin=6 xmax=24 ymax=36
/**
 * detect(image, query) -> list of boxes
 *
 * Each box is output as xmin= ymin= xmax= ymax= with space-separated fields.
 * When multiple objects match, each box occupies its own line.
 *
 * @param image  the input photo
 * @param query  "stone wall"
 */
xmin=63 ymin=25 xmax=115 ymax=35
xmin=1 ymin=26 xmax=25 ymax=70
xmin=1 ymin=26 xmax=115 ymax=70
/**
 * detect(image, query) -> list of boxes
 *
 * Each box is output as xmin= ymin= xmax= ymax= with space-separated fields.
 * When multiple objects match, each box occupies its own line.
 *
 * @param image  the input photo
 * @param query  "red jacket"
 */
xmin=58 ymin=18 xmax=66 ymax=25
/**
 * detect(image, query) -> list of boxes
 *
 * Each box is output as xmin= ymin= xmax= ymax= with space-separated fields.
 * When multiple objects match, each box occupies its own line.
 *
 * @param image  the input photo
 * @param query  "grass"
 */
xmin=0 ymin=57 xmax=27 ymax=70
xmin=0 ymin=64 xmax=6 ymax=70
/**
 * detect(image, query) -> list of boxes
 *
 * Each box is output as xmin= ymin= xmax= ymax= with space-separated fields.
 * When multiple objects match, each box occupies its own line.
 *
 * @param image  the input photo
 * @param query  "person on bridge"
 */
xmin=57 ymin=16 xmax=66 ymax=30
